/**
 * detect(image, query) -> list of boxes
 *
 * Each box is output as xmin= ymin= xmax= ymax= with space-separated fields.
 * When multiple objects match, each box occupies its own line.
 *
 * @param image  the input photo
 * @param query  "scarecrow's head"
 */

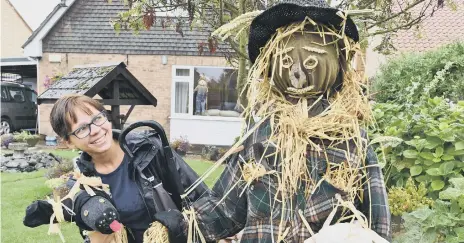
xmin=248 ymin=0 xmax=359 ymax=98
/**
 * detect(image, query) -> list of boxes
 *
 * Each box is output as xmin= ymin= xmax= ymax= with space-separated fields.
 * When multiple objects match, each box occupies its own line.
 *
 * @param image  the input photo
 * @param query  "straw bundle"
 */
xmin=318 ymin=161 xmax=365 ymax=202
xmin=143 ymin=222 xmax=169 ymax=243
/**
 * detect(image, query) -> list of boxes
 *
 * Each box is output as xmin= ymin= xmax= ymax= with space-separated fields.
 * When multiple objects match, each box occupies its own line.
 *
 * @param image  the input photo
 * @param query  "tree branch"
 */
xmin=366 ymin=0 xmax=427 ymax=29
xmin=368 ymin=15 xmax=425 ymax=36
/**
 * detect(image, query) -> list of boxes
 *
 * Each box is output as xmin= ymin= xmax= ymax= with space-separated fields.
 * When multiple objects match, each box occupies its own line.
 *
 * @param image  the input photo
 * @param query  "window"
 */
xmin=174 ymin=82 xmax=190 ymax=114
xmin=176 ymin=69 xmax=190 ymax=77
xmin=1 ymin=87 xmax=10 ymax=102
xmin=8 ymin=87 xmax=25 ymax=102
xmin=26 ymin=89 xmax=37 ymax=103
xmin=172 ymin=66 xmax=240 ymax=118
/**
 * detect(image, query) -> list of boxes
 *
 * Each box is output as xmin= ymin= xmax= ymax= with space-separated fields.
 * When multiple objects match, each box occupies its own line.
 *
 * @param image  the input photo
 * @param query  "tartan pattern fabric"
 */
xmin=190 ymin=120 xmax=391 ymax=242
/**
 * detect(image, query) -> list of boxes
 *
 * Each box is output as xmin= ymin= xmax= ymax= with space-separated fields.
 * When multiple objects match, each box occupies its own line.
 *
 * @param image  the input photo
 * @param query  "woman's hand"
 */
xmin=153 ymin=209 xmax=187 ymax=243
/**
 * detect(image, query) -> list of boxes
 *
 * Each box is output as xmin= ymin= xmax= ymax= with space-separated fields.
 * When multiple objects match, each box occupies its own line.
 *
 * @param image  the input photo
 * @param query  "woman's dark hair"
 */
xmin=50 ymin=94 xmax=105 ymax=140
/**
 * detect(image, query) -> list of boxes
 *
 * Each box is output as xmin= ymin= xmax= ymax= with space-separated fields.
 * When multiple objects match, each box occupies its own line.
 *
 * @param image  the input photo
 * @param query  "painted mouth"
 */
xmin=286 ymin=86 xmax=315 ymax=94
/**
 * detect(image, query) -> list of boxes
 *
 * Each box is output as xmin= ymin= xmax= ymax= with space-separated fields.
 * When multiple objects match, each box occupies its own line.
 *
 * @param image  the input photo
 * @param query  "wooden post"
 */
xmin=111 ymin=80 xmax=121 ymax=129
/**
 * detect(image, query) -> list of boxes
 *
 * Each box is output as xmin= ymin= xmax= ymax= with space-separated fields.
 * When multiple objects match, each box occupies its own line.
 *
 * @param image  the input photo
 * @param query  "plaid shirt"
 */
xmin=189 ymin=121 xmax=391 ymax=242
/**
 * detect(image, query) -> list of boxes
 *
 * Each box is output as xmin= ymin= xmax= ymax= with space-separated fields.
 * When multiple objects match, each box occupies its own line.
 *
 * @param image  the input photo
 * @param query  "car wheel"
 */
xmin=0 ymin=118 xmax=12 ymax=135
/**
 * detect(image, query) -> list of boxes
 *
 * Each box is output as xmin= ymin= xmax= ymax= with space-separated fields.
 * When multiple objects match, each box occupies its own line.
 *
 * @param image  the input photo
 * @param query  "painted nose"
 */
xmin=293 ymin=71 xmax=301 ymax=80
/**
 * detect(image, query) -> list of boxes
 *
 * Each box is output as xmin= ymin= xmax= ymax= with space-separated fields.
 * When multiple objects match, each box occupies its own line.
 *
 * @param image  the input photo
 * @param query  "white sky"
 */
xmin=9 ymin=0 xmax=60 ymax=30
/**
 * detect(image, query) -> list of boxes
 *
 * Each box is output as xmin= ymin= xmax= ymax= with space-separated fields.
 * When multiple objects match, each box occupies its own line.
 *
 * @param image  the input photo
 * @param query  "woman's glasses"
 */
xmin=68 ymin=111 xmax=108 ymax=139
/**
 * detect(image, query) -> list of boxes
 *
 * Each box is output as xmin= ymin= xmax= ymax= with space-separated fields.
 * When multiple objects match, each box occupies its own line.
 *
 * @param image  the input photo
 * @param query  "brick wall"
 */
xmin=38 ymin=53 xmax=227 ymax=138
xmin=0 ymin=0 xmax=32 ymax=58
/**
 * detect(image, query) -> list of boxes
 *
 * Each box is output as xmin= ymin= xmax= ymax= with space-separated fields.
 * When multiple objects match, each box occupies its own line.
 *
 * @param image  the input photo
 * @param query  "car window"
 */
xmin=1 ymin=86 xmax=10 ymax=102
xmin=26 ymin=89 xmax=37 ymax=103
xmin=8 ymin=86 xmax=25 ymax=102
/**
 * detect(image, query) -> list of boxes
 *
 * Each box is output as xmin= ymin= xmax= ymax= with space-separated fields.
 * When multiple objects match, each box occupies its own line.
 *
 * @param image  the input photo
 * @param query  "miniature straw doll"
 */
xmin=151 ymin=0 xmax=391 ymax=242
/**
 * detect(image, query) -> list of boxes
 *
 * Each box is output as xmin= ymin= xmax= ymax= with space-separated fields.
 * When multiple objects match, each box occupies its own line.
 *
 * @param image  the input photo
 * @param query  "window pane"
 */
xmin=27 ymin=90 xmax=37 ymax=103
xmin=175 ymin=69 xmax=190 ymax=77
xmin=1 ymin=87 xmax=9 ymax=102
xmin=193 ymin=67 xmax=239 ymax=117
xmin=8 ymin=87 xmax=25 ymax=102
xmin=174 ymin=82 xmax=189 ymax=114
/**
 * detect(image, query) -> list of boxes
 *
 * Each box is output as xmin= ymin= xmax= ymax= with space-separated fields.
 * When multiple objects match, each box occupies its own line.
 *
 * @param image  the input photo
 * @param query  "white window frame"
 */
xmin=171 ymin=65 xmax=243 ymax=121
xmin=171 ymin=65 xmax=194 ymax=117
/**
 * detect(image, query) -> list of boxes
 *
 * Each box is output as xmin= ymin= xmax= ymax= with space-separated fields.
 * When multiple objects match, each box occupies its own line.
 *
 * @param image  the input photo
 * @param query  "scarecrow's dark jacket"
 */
xmin=72 ymin=129 xmax=210 ymax=240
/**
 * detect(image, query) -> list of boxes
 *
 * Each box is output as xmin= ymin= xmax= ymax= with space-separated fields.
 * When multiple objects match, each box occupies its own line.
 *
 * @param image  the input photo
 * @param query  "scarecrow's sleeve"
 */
xmin=188 ymin=153 xmax=248 ymax=241
xmin=172 ymin=150 xmax=213 ymax=203
xmin=362 ymin=146 xmax=392 ymax=241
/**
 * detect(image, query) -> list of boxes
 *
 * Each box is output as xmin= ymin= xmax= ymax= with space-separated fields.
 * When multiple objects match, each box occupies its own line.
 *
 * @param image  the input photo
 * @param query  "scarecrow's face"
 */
xmin=271 ymin=31 xmax=341 ymax=96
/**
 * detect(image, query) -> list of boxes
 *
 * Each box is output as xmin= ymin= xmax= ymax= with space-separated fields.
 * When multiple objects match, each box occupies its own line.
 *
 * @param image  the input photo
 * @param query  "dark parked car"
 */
xmin=0 ymin=82 xmax=37 ymax=134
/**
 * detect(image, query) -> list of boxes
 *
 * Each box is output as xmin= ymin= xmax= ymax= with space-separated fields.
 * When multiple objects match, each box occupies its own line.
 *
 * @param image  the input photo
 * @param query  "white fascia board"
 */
xmin=23 ymin=0 xmax=78 ymax=58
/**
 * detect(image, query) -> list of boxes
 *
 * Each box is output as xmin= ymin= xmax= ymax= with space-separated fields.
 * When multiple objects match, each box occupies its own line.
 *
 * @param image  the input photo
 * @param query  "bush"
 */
xmin=388 ymin=178 xmax=434 ymax=216
xmin=372 ymin=42 xmax=464 ymax=104
xmin=0 ymin=134 xmax=14 ymax=149
xmin=171 ymin=136 xmax=191 ymax=155
xmin=13 ymin=130 xmax=40 ymax=142
xmin=370 ymin=97 xmax=464 ymax=195
xmin=394 ymin=178 xmax=464 ymax=243
xmin=44 ymin=158 xmax=75 ymax=180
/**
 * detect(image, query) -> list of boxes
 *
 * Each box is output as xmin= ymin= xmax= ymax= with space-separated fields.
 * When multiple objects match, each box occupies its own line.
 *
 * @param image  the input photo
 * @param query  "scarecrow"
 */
xmin=151 ymin=0 xmax=391 ymax=242
xmin=23 ymin=173 xmax=130 ymax=243
xmin=194 ymin=77 xmax=209 ymax=115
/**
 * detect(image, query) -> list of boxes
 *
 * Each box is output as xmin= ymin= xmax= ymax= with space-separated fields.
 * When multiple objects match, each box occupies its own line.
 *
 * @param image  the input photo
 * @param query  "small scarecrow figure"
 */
xmin=194 ymin=77 xmax=209 ymax=115
xmin=152 ymin=0 xmax=391 ymax=242
xmin=23 ymin=174 xmax=129 ymax=243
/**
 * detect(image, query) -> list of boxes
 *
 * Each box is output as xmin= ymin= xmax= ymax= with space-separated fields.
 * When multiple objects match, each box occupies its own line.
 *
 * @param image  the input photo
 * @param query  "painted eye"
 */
xmin=303 ymin=55 xmax=318 ymax=70
xmin=281 ymin=55 xmax=293 ymax=69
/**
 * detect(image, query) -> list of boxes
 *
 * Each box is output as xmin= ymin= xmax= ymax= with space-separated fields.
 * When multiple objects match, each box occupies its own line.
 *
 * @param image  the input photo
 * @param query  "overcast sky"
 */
xmin=9 ymin=0 xmax=59 ymax=30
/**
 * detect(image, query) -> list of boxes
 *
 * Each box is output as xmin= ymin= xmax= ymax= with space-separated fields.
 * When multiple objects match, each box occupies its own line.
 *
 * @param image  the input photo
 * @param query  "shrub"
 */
xmin=13 ymin=130 xmax=40 ymax=142
xmin=0 ymin=134 xmax=14 ymax=149
xmin=388 ymin=178 xmax=434 ymax=216
xmin=171 ymin=136 xmax=191 ymax=154
xmin=394 ymin=178 xmax=464 ymax=243
xmin=44 ymin=158 xmax=75 ymax=180
xmin=372 ymin=42 xmax=464 ymax=104
xmin=371 ymin=98 xmax=464 ymax=195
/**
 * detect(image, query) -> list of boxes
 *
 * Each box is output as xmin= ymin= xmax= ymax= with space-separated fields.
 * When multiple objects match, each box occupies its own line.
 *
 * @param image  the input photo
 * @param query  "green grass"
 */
xmin=1 ymin=152 xmax=223 ymax=243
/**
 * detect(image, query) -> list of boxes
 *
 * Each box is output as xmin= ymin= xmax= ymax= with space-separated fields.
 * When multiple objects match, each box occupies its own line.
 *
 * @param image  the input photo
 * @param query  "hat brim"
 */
xmin=248 ymin=3 xmax=359 ymax=64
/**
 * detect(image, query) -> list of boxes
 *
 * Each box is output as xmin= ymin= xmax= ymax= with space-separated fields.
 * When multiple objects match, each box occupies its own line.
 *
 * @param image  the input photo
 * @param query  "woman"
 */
xmin=23 ymin=94 xmax=208 ymax=242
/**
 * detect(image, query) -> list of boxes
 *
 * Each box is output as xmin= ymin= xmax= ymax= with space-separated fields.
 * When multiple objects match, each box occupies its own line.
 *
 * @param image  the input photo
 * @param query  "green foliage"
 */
xmin=44 ymin=158 xmax=75 ymax=180
xmin=388 ymin=178 xmax=434 ymax=216
xmin=372 ymin=42 xmax=464 ymax=104
xmin=371 ymin=97 xmax=464 ymax=195
xmin=394 ymin=178 xmax=464 ymax=243
xmin=12 ymin=130 xmax=40 ymax=142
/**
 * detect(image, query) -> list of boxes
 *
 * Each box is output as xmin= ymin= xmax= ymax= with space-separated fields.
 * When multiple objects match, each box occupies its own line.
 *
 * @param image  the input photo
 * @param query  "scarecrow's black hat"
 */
xmin=248 ymin=0 xmax=359 ymax=64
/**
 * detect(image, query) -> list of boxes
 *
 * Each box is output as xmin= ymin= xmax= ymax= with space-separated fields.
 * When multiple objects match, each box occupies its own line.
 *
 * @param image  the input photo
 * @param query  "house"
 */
xmin=365 ymin=0 xmax=464 ymax=77
xmin=1 ymin=0 xmax=37 ymax=91
xmin=22 ymin=0 xmax=242 ymax=146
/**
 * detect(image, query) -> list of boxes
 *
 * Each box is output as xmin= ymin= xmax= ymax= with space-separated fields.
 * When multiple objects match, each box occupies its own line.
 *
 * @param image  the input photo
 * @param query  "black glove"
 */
xmin=23 ymin=198 xmax=74 ymax=228
xmin=153 ymin=209 xmax=187 ymax=243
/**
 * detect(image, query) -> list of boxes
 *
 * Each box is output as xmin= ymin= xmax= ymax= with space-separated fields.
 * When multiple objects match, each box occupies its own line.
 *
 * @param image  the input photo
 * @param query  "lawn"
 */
xmin=1 ymin=150 xmax=223 ymax=243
